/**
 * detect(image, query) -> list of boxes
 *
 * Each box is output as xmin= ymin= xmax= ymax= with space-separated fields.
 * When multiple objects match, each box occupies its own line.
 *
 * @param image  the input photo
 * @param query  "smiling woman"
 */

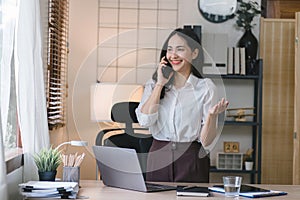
xmin=198 ymin=0 xmax=237 ymax=23
xmin=136 ymin=28 xmax=229 ymax=183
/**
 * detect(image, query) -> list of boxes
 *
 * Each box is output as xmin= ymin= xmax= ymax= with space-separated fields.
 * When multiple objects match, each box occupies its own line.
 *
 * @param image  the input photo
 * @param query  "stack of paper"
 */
xmin=19 ymin=181 xmax=79 ymax=199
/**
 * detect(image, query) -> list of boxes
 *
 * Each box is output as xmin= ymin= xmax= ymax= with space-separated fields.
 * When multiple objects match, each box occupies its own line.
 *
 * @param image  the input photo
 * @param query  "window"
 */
xmin=4 ymin=60 xmax=20 ymax=151
xmin=46 ymin=0 xmax=69 ymax=130
xmin=1 ymin=0 xmax=70 ymax=158
xmin=1 ymin=0 xmax=21 ymax=155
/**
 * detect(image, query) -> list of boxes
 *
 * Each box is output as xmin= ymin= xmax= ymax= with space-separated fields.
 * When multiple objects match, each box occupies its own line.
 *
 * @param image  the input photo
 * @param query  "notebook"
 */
xmin=92 ymin=146 xmax=176 ymax=192
xmin=176 ymin=186 xmax=209 ymax=197
xmin=209 ymin=184 xmax=287 ymax=198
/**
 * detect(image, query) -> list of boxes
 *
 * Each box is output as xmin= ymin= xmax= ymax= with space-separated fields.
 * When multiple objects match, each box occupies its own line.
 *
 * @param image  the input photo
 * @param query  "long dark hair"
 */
xmin=152 ymin=27 xmax=204 ymax=99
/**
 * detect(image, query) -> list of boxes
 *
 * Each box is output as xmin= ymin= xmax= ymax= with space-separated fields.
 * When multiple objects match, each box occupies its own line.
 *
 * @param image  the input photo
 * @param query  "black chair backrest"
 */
xmin=111 ymin=102 xmax=139 ymax=135
xmin=95 ymin=101 xmax=153 ymax=180
xmin=111 ymin=101 xmax=139 ymax=123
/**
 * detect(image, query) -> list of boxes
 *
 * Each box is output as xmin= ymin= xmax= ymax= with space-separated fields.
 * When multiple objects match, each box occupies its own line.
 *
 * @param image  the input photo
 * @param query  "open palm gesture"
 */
xmin=209 ymin=98 xmax=229 ymax=115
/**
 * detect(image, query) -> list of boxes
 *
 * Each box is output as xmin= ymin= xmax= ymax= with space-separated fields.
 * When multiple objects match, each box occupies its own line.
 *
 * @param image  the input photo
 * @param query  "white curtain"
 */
xmin=14 ymin=0 xmax=50 ymax=182
xmin=0 ymin=113 xmax=8 ymax=200
xmin=0 ymin=106 xmax=8 ymax=200
xmin=0 ymin=0 xmax=17 ymax=199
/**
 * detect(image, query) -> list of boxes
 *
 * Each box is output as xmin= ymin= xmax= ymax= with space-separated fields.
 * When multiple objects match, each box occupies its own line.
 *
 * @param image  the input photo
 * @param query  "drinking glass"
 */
xmin=223 ymin=176 xmax=242 ymax=197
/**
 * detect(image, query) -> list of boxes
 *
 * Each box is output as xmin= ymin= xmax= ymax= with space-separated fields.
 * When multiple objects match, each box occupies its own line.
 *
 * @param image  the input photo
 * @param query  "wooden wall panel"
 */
xmin=265 ymin=0 xmax=300 ymax=19
xmin=259 ymin=18 xmax=295 ymax=184
xmin=293 ymin=12 xmax=300 ymax=185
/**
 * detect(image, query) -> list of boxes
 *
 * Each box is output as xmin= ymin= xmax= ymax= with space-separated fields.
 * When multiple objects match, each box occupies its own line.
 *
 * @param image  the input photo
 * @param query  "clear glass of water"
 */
xmin=223 ymin=176 xmax=242 ymax=197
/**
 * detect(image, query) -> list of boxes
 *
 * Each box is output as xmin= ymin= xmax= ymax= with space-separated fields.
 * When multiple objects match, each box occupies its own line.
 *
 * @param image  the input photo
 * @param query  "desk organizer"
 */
xmin=217 ymin=152 xmax=243 ymax=170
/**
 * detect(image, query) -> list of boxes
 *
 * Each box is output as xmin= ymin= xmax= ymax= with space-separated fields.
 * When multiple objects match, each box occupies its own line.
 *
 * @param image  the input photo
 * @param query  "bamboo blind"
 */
xmin=259 ymin=18 xmax=295 ymax=184
xmin=46 ymin=0 xmax=69 ymax=130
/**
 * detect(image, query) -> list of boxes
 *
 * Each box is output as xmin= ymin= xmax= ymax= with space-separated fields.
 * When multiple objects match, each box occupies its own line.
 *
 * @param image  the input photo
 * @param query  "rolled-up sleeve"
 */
xmin=201 ymin=78 xmax=218 ymax=126
xmin=135 ymin=80 xmax=159 ymax=127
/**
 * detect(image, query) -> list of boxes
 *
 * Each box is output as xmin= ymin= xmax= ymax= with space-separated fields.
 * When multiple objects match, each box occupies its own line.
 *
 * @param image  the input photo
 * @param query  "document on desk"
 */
xmin=209 ymin=184 xmax=287 ymax=198
xmin=19 ymin=181 xmax=79 ymax=199
xmin=19 ymin=181 xmax=78 ymax=189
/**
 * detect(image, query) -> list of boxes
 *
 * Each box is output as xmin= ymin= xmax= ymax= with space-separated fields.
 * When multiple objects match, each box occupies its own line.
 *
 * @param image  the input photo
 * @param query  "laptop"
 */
xmin=92 ymin=145 xmax=176 ymax=192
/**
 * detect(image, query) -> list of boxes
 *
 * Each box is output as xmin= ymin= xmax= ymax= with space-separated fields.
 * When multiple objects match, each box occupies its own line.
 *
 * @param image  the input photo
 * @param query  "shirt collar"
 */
xmin=170 ymin=74 xmax=200 ymax=91
xmin=186 ymin=74 xmax=199 ymax=87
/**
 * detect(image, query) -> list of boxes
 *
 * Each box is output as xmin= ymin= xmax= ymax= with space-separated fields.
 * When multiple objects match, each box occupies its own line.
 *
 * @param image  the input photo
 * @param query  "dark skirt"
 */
xmin=146 ymin=139 xmax=210 ymax=183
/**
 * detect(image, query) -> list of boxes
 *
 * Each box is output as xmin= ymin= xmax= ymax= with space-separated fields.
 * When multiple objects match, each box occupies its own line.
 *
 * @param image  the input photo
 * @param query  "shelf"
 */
xmin=205 ymin=74 xmax=259 ymax=80
xmin=207 ymin=59 xmax=263 ymax=184
xmin=210 ymin=166 xmax=257 ymax=174
xmin=224 ymin=121 xmax=260 ymax=126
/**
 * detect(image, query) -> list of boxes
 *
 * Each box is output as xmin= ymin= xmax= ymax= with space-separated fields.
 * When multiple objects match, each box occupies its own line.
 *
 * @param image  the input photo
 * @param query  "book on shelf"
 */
xmin=240 ymin=47 xmax=246 ymax=75
xmin=176 ymin=185 xmax=210 ymax=197
xmin=227 ymin=47 xmax=234 ymax=74
xmin=234 ymin=47 xmax=240 ymax=74
xmin=227 ymin=47 xmax=247 ymax=75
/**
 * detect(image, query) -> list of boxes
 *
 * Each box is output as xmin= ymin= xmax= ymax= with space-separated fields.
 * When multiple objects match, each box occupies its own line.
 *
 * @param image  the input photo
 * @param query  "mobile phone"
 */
xmin=162 ymin=65 xmax=173 ymax=79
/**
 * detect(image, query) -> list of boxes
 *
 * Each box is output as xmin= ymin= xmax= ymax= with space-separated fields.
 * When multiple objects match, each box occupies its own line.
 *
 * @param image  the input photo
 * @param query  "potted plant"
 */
xmin=235 ymin=0 xmax=261 ymax=61
xmin=235 ymin=0 xmax=261 ymax=31
xmin=244 ymin=148 xmax=254 ymax=170
xmin=34 ymin=146 xmax=62 ymax=181
xmin=244 ymin=156 xmax=254 ymax=170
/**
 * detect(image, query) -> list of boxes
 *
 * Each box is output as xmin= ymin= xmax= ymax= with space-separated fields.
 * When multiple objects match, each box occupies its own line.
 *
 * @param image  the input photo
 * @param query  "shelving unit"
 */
xmin=207 ymin=59 xmax=263 ymax=184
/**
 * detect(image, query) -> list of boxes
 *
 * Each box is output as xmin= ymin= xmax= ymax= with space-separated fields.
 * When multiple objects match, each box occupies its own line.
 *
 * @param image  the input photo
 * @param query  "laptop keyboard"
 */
xmin=146 ymin=183 xmax=176 ymax=191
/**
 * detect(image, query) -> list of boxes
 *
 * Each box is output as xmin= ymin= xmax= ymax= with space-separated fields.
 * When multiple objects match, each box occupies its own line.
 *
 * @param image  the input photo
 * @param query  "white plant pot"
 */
xmin=245 ymin=161 xmax=254 ymax=170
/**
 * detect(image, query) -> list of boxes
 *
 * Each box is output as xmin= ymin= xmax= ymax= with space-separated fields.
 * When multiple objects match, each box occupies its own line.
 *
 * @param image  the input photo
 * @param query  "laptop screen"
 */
xmin=93 ymin=146 xmax=148 ymax=192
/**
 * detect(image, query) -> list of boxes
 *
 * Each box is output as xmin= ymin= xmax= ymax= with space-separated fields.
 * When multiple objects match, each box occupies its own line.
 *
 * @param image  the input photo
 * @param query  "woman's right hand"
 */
xmin=156 ymin=56 xmax=173 ymax=86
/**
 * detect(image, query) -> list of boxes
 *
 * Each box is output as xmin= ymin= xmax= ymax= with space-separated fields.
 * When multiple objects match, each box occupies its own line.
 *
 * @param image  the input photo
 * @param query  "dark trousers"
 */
xmin=146 ymin=139 xmax=210 ymax=183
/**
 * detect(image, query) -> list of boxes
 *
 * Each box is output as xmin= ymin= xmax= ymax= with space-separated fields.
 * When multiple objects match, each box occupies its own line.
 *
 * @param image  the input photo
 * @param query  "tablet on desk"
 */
xmin=209 ymin=184 xmax=287 ymax=198
xmin=213 ymin=184 xmax=270 ymax=193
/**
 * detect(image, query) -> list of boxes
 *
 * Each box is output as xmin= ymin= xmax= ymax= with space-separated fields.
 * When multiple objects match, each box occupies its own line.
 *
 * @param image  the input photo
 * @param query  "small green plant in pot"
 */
xmin=244 ymin=148 xmax=254 ymax=171
xmin=34 ymin=146 xmax=62 ymax=181
xmin=235 ymin=0 xmax=261 ymax=31
xmin=235 ymin=0 xmax=261 ymax=61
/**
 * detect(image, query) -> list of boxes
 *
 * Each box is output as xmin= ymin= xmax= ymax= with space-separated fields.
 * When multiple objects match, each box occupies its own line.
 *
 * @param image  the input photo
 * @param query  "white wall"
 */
xmin=67 ymin=0 xmax=261 ymax=180
xmin=178 ymin=0 xmax=260 ymax=46
xmin=65 ymin=0 xmax=99 ymax=180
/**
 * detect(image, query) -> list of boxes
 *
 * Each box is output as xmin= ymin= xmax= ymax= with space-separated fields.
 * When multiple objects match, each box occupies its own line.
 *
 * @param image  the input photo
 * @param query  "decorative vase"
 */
xmin=237 ymin=29 xmax=258 ymax=61
xmin=38 ymin=170 xmax=57 ymax=181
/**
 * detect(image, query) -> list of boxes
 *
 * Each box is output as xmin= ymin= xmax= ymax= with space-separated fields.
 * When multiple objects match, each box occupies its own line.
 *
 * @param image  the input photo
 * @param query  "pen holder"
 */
xmin=63 ymin=166 xmax=80 ymax=185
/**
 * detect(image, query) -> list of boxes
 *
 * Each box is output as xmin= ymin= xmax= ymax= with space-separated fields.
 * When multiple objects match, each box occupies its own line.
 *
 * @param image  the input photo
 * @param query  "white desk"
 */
xmin=78 ymin=180 xmax=300 ymax=200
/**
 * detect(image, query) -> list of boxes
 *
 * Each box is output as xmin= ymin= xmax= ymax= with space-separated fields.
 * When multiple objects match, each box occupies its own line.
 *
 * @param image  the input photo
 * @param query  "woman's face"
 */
xmin=166 ymin=34 xmax=198 ymax=75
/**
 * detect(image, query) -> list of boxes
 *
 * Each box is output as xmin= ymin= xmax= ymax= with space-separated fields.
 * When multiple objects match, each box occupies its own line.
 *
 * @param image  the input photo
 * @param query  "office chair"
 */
xmin=95 ymin=101 xmax=153 ymax=179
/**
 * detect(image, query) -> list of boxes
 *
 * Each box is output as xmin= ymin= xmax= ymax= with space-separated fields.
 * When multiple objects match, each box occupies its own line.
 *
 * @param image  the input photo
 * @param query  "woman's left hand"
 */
xmin=209 ymin=98 xmax=229 ymax=115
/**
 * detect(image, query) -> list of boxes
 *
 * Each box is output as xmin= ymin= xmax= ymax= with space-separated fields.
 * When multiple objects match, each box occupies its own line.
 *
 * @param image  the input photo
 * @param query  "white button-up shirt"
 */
xmin=136 ymin=74 xmax=217 ymax=142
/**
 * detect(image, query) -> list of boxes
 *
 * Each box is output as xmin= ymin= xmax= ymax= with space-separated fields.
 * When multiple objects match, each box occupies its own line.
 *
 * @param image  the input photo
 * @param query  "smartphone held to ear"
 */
xmin=161 ymin=65 xmax=174 ymax=79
